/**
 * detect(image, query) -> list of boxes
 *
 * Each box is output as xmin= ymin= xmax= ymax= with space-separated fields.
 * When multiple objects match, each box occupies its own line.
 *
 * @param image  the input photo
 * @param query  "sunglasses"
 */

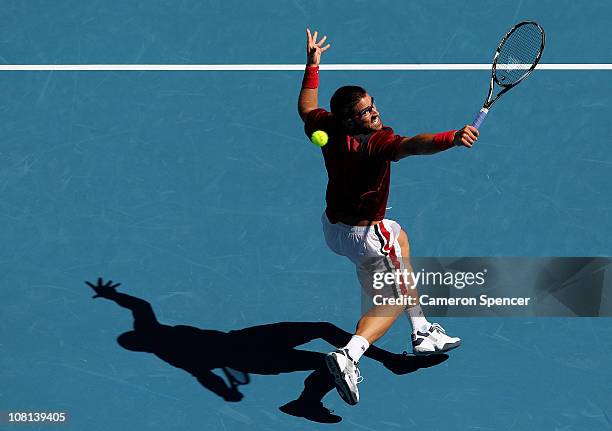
xmin=351 ymin=97 xmax=376 ymax=120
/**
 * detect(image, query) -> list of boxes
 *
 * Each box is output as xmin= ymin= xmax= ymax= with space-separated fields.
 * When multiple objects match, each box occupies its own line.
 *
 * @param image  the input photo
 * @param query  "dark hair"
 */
xmin=117 ymin=331 xmax=153 ymax=352
xmin=330 ymin=85 xmax=367 ymax=119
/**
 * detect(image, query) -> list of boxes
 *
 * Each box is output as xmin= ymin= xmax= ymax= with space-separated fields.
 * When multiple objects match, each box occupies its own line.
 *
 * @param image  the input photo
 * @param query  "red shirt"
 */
xmin=305 ymin=108 xmax=405 ymax=222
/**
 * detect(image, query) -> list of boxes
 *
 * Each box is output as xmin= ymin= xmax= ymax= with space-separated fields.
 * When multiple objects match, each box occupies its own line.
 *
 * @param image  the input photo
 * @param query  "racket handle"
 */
xmin=471 ymin=108 xmax=489 ymax=129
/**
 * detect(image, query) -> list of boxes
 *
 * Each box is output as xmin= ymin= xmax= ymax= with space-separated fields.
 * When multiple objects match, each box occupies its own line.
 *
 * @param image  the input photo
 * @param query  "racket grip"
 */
xmin=471 ymin=108 xmax=489 ymax=129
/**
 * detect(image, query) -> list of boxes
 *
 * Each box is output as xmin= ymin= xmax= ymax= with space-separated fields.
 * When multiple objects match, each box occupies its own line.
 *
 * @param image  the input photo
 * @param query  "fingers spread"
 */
xmin=317 ymin=35 xmax=327 ymax=46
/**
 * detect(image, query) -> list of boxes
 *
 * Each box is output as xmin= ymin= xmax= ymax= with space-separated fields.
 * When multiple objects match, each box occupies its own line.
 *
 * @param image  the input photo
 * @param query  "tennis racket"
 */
xmin=472 ymin=21 xmax=545 ymax=129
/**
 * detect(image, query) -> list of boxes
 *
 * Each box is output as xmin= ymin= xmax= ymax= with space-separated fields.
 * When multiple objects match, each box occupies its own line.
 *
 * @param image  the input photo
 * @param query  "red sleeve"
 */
xmin=365 ymin=127 xmax=405 ymax=162
xmin=304 ymin=108 xmax=333 ymax=138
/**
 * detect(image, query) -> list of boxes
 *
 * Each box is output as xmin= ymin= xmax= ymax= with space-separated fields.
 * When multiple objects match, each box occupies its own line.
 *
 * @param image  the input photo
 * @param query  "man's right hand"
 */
xmin=306 ymin=28 xmax=330 ymax=66
xmin=453 ymin=125 xmax=479 ymax=148
xmin=86 ymin=277 xmax=120 ymax=299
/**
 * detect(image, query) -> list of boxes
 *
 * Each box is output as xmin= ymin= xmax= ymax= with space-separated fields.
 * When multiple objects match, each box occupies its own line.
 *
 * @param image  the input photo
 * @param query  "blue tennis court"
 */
xmin=1 ymin=1 xmax=611 ymax=430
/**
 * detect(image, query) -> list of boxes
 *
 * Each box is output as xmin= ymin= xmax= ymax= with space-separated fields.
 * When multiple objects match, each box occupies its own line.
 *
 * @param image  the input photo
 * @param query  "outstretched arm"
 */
xmin=86 ymin=278 xmax=159 ymax=328
xmin=297 ymin=28 xmax=330 ymax=122
xmin=395 ymin=125 xmax=479 ymax=160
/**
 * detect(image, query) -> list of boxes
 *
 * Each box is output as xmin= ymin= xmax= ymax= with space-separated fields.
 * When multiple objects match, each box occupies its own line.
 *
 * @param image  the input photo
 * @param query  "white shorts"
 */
xmin=321 ymin=212 xmax=410 ymax=298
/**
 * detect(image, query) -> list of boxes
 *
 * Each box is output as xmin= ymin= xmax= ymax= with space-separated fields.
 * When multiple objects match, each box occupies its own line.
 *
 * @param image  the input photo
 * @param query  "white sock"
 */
xmin=343 ymin=335 xmax=370 ymax=362
xmin=407 ymin=305 xmax=430 ymax=333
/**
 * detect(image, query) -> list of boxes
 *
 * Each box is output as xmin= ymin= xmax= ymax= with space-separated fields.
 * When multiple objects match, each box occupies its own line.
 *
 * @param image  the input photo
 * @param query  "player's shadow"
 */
xmin=90 ymin=284 xmax=448 ymax=423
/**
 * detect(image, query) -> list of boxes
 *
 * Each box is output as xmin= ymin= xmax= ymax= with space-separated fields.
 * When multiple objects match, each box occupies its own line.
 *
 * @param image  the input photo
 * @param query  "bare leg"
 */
xmin=397 ymin=229 xmax=420 ymax=309
xmin=355 ymin=228 xmax=417 ymax=344
xmin=355 ymin=303 xmax=406 ymax=344
xmin=397 ymin=229 xmax=430 ymax=332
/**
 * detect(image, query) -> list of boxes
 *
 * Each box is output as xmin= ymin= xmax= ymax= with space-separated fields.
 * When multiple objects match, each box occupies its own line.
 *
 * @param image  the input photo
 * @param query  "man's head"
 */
xmin=330 ymin=86 xmax=382 ymax=134
xmin=117 ymin=331 xmax=155 ymax=352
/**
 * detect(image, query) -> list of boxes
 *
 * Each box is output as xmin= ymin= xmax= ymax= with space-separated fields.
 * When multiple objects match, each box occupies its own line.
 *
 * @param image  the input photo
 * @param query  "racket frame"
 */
xmin=484 ymin=20 xmax=546 ymax=110
xmin=222 ymin=367 xmax=250 ymax=386
xmin=472 ymin=21 xmax=545 ymax=129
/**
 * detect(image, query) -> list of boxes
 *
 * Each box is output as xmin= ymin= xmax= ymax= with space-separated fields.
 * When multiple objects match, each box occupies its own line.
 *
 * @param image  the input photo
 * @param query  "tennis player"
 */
xmin=298 ymin=29 xmax=479 ymax=406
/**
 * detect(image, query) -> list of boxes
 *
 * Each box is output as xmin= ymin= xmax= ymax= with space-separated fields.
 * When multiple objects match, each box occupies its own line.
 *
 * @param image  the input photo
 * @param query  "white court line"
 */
xmin=0 ymin=64 xmax=610 ymax=71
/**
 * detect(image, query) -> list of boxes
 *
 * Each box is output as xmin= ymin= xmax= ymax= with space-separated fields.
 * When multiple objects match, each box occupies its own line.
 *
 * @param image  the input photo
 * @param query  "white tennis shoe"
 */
xmin=412 ymin=323 xmax=461 ymax=355
xmin=325 ymin=348 xmax=363 ymax=406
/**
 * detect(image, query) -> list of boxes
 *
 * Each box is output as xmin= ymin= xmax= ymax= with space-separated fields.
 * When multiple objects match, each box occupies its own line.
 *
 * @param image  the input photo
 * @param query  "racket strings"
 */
xmin=224 ymin=367 xmax=249 ymax=385
xmin=495 ymin=23 xmax=543 ymax=85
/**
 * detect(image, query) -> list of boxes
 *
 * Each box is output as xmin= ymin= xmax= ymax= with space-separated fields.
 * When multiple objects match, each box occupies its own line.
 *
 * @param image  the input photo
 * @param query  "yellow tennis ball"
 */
xmin=310 ymin=130 xmax=329 ymax=147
